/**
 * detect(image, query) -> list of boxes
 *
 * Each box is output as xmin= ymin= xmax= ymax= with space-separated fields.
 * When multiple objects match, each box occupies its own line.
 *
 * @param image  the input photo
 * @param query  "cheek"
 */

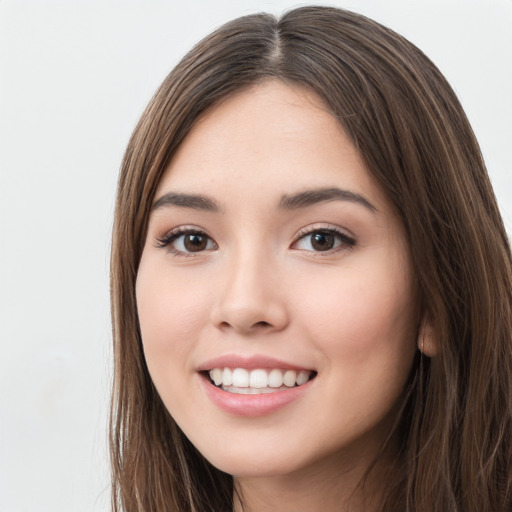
xmin=136 ymin=261 xmax=210 ymax=371
xmin=293 ymin=257 xmax=417 ymax=365
xmin=289 ymin=260 xmax=418 ymax=442
xmin=135 ymin=260 xmax=217 ymax=429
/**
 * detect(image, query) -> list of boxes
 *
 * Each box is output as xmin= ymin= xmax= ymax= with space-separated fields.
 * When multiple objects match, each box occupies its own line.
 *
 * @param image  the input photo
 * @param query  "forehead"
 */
xmin=155 ymin=80 xmax=387 ymax=212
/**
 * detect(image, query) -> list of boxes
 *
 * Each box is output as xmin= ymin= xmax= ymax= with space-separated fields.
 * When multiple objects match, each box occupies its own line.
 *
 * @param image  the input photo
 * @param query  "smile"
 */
xmin=198 ymin=356 xmax=317 ymax=416
xmin=208 ymin=368 xmax=314 ymax=394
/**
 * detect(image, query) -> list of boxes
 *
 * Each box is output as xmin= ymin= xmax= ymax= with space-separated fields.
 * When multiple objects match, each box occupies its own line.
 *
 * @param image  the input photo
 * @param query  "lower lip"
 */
xmin=200 ymin=374 xmax=314 ymax=417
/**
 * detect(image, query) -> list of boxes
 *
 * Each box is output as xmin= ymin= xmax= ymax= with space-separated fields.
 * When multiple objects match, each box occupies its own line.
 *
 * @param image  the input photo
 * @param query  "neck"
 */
xmin=232 ymin=446 xmax=396 ymax=512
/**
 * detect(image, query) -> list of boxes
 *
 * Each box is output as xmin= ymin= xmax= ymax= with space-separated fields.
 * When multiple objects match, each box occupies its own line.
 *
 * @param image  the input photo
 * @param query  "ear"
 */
xmin=418 ymin=316 xmax=438 ymax=357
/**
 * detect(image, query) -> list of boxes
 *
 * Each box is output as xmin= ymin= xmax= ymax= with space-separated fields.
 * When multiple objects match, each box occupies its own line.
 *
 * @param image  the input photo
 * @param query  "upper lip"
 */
xmin=197 ymin=354 xmax=314 ymax=372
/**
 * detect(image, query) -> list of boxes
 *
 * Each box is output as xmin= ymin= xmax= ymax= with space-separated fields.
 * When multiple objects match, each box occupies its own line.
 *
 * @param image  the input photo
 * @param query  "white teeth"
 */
xmin=211 ymin=368 xmax=223 ymax=386
xmin=208 ymin=367 xmax=313 ymax=391
xmin=222 ymin=368 xmax=233 ymax=386
xmin=268 ymin=368 xmax=283 ymax=388
xmin=296 ymin=370 xmax=309 ymax=385
xmin=283 ymin=370 xmax=297 ymax=387
xmin=232 ymin=368 xmax=249 ymax=388
xmin=249 ymin=369 xmax=268 ymax=388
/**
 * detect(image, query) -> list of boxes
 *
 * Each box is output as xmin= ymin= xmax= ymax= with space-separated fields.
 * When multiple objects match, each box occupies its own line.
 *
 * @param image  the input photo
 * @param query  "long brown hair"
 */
xmin=110 ymin=6 xmax=512 ymax=511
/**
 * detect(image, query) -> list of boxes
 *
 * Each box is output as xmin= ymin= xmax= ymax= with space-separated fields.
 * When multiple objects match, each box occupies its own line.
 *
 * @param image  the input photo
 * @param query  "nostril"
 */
xmin=217 ymin=319 xmax=273 ymax=332
xmin=253 ymin=321 xmax=271 ymax=328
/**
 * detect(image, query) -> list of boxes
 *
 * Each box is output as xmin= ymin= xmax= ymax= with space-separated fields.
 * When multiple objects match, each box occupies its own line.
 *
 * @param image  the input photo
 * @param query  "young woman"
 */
xmin=110 ymin=6 xmax=512 ymax=512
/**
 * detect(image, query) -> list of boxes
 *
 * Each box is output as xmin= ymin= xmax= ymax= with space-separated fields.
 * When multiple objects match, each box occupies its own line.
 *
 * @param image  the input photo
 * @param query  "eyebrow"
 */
xmin=279 ymin=187 xmax=377 ymax=213
xmin=152 ymin=192 xmax=221 ymax=212
xmin=151 ymin=187 xmax=377 ymax=214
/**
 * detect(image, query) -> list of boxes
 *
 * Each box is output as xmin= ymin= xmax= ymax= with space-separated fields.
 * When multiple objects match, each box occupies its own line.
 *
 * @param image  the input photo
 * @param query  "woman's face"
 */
xmin=136 ymin=81 xmax=419 ymax=480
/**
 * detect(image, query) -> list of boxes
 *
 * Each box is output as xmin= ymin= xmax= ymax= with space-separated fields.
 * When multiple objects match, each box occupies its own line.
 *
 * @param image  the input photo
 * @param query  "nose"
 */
xmin=210 ymin=251 xmax=289 ymax=335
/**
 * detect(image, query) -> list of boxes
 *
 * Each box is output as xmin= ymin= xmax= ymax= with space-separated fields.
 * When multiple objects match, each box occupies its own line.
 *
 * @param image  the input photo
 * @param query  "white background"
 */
xmin=0 ymin=1 xmax=510 ymax=511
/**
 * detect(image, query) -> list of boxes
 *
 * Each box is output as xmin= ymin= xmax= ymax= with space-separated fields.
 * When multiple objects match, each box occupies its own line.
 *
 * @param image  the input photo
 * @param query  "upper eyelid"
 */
xmin=292 ymin=224 xmax=355 ymax=241
xmin=157 ymin=225 xmax=211 ymax=238
xmin=154 ymin=225 xmax=215 ymax=247
xmin=153 ymin=223 xmax=355 ymax=249
xmin=290 ymin=225 xmax=357 ymax=254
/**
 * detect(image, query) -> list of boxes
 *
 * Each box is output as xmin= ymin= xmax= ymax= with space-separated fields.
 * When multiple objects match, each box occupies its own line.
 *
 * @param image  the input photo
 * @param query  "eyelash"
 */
xmin=155 ymin=225 xmax=356 ymax=257
xmin=155 ymin=226 xmax=217 ymax=257
xmin=291 ymin=225 xmax=356 ymax=254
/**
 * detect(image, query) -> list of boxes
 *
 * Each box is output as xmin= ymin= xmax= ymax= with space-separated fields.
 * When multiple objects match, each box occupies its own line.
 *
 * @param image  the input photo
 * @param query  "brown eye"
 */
xmin=310 ymin=232 xmax=335 ymax=251
xmin=157 ymin=229 xmax=217 ymax=255
xmin=183 ymin=233 xmax=208 ymax=252
xmin=292 ymin=228 xmax=356 ymax=253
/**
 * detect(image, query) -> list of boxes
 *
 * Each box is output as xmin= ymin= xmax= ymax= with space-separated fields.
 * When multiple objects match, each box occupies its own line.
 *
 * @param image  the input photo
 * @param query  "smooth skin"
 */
xmin=136 ymin=81 xmax=424 ymax=511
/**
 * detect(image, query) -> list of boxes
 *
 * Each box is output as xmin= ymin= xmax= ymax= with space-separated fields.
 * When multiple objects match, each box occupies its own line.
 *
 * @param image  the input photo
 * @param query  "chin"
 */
xmin=200 ymin=445 xmax=304 ymax=478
